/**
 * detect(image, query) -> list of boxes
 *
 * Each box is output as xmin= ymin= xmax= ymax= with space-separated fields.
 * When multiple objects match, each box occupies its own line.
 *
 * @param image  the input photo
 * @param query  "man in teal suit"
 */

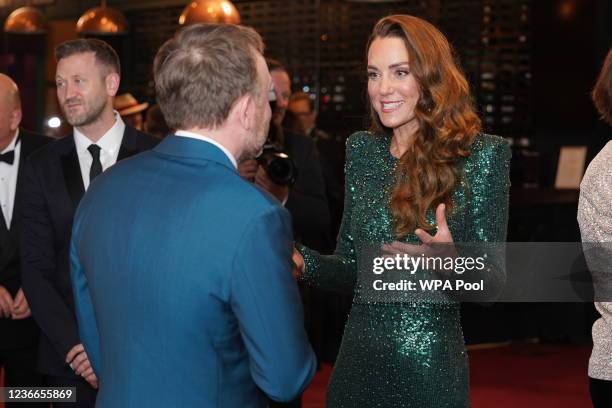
xmin=69 ymin=23 xmax=317 ymax=407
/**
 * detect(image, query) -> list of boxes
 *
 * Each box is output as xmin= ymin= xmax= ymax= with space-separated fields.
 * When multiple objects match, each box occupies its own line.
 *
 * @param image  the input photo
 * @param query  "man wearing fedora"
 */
xmin=114 ymin=92 xmax=148 ymax=131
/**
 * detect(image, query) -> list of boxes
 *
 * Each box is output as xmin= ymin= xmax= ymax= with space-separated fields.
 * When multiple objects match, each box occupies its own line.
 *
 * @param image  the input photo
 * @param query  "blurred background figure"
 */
xmin=144 ymin=104 xmax=171 ymax=139
xmin=578 ymin=48 xmax=612 ymax=408
xmin=114 ymin=93 xmax=148 ymax=131
xmin=286 ymin=92 xmax=345 ymax=236
xmin=0 ymin=73 xmax=49 ymax=408
xmin=286 ymin=91 xmax=317 ymax=137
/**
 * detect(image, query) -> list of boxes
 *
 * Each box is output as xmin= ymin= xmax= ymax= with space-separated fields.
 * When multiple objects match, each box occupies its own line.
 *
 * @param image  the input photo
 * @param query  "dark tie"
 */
xmin=0 ymin=150 xmax=15 ymax=165
xmin=88 ymin=144 xmax=102 ymax=182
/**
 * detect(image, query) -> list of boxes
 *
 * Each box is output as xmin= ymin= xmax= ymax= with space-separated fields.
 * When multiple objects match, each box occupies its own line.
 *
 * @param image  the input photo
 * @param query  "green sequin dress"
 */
xmin=299 ymin=131 xmax=510 ymax=408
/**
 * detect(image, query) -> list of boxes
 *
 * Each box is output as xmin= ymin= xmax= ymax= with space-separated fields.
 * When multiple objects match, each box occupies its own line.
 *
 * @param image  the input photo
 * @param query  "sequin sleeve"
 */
xmin=465 ymin=135 xmax=511 ymax=242
xmin=463 ymin=135 xmax=511 ymax=299
xmin=297 ymin=134 xmax=362 ymax=293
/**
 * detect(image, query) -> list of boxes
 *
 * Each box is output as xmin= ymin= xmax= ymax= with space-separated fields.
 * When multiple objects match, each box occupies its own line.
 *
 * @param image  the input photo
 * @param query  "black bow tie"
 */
xmin=0 ymin=135 xmax=20 ymax=165
xmin=0 ymin=150 xmax=15 ymax=165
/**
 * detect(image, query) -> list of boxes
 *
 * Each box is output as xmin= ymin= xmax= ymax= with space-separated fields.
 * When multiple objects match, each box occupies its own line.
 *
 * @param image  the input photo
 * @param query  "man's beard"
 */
xmin=61 ymin=97 xmax=107 ymax=127
xmin=243 ymin=126 xmax=268 ymax=160
xmin=242 ymin=109 xmax=270 ymax=160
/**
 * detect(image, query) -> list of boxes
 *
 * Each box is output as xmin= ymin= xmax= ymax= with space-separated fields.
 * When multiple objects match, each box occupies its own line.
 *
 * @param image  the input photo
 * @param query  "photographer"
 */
xmin=238 ymin=60 xmax=332 ymax=253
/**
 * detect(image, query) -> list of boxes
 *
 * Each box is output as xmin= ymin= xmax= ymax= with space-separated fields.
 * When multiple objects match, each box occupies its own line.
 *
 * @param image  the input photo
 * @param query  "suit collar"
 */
xmin=61 ymin=126 xmax=143 ymax=208
xmin=174 ymin=130 xmax=237 ymax=168
xmin=117 ymin=126 xmax=142 ymax=161
xmin=153 ymin=135 xmax=237 ymax=172
xmin=74 ymin=114 xmax=125 ymax=159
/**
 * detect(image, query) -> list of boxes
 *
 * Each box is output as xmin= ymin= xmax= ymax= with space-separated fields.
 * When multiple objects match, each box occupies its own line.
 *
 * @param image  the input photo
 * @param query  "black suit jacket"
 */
xmin=0 ymin=129 xmax=51 ymax=350
xmin=20 ymin=126 xmax=157 ymax=377
xmin=283 ymin=130 xmax=332 ymax=252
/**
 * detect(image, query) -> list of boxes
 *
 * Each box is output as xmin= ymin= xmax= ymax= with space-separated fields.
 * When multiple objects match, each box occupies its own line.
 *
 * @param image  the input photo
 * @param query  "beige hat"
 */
xmin=114 ymin=93 xmax=149 ymax=116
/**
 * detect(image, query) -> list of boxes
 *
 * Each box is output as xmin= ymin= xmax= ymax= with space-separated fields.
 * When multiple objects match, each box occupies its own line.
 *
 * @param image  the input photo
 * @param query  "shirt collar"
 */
xmin=74 ymin=112 xmax=125 ymax=156
xmin=174 ymin=130 xmax=237 ymax=169
xmin=1 ymin=128 xmax=20 ymax=154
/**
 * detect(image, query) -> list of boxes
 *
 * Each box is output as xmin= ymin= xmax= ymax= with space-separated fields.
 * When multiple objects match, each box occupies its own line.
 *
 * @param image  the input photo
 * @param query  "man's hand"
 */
xmin=66 ymin=343 xmax=98 ymax=388
xmin=255 ymin=165 xmax=290 ymax=203
xmin=238 ymin=159 xmax=259 ymax=182
xmin=11 ymin=287 xmax=32 ymax=320
xmin=292 ymin=248 xmax=305 ymax=280
xmin=0 ymin=285 xmax=13 ymax=318
xmin=85 ymin=373 xmax=99 ymax=389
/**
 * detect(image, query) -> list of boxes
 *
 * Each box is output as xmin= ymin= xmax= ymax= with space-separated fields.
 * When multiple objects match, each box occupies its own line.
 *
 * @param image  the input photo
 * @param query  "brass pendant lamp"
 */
xmin=3 ymin=2 xmax=48 ymax=34
xmin=76 ymin=0 xmax=128 ymax=35
xmin=179 ymin=0 xmax=241 ymax=26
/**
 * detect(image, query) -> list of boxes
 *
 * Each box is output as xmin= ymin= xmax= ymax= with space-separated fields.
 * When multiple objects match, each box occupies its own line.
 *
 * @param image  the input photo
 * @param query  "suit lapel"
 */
xmin=0 ymin=207 xmax=8 ymax=242
xmin=118 ymin=126 xmax=139 ymax=161
xmin=1 ymin=132 xmax=29 ymax=248
xmin=60 ymin=135 xmax=85 ymax=209
xmin=58 ymin=127 xmax=142 ymax=210
xmin=12 ymin=131 xmax=35 ymax=233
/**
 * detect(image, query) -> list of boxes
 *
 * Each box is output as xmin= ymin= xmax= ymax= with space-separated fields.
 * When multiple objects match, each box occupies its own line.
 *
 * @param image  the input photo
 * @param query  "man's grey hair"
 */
xmin=153 ymin=23 xmax=265 ymax=130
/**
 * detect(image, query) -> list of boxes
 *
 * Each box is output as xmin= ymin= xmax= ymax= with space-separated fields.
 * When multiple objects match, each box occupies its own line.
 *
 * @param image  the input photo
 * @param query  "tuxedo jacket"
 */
xmin=20 ymin=126 xmax=157 ymax=377
xmin=71 ymin=135 xmax=317 ymax=407
xmin=0 ymin=129 xmax=50 ymax=350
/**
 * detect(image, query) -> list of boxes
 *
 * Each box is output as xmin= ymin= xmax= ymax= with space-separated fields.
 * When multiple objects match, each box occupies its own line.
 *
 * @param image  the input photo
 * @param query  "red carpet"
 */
xmin=303 ymin=343 xmax=593 ymax=408
xmin=0 ymin=344 xmax=592 ymax=408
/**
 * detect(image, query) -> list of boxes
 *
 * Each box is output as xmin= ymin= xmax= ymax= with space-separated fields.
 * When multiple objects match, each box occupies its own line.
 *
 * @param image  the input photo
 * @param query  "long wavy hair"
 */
xmin=367 ymin=15 xmax=481 ymax=236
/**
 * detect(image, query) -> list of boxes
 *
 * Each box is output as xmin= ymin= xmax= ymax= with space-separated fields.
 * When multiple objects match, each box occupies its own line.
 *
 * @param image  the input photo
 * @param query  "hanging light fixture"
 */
xmin=76 ymin=0 xmax=128 ymax=35
xmin=179 ymin=0 xmax=241 ymax=26
xmin=3 ymin=4 xmax=48 ymax=34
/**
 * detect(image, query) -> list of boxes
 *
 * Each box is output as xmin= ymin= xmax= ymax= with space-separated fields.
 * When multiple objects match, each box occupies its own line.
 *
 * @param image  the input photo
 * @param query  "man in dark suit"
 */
xmin=20 ymin=39 xmax=156 ymax=407
xmin=0 ymin=74 xmax=49 ymax=408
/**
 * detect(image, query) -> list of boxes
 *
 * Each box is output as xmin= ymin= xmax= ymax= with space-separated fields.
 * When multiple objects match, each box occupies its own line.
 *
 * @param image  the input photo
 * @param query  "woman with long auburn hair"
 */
xmin=294 ymin=14 xmax=510 ymax=407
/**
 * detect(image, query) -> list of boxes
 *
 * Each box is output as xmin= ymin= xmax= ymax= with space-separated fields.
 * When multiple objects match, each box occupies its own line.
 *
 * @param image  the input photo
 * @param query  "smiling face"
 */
xmin=367 ymin=36 xmax=420 ymax=134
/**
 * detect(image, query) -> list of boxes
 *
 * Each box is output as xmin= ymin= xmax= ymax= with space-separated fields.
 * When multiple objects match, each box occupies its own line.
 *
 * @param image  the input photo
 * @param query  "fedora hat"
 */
xmin=114 ymin=93 xmax=149 ymax=116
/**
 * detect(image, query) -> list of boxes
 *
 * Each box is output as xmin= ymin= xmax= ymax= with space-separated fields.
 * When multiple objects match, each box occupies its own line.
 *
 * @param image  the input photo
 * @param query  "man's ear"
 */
xmin=9 ymin=108 xmax=22 ymax=131
xmin=233 ymin=92 xmax=255 ymax=132
xmin=105 ymin=72 xmax=120 ymax=97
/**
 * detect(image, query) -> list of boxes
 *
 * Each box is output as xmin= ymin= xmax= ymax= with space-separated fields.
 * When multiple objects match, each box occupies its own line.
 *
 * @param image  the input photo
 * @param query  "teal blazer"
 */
xmin=70 ymin=135 xmax=316 ymax=407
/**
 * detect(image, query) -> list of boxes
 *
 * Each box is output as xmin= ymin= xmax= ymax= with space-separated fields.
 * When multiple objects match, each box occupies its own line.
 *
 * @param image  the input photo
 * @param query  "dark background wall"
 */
xmin=1 ymin=0 xmax=610 ymax=344
xmin=2 ymin=0 xmax=610 ymax=153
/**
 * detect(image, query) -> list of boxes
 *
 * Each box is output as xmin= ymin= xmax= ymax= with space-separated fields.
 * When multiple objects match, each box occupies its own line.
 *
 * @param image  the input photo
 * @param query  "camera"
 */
xmin=255 ymin=85 xmax=298 ymax=186
xmin=257 ymin=143 xmax=298 ymax=186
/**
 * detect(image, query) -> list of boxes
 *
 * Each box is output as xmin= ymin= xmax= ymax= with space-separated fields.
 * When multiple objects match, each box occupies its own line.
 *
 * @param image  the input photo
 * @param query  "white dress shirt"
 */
xmin=174 ymin=130 xmax=237 ymax=168
xmin=74 ymin=113 xmax=125 ymax=190
xmin=0 ymin=129 xmax=21 ymax=228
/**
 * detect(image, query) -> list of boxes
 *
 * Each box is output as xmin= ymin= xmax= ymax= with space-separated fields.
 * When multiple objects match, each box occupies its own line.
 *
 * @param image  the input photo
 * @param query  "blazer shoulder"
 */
xmin=228 ymin=169 xmax=286 ymax=214
xmin=125 ymin=126 xmax=159 ymax=150
xmin=26 ymin=134 xmax=74 ymax=165
xmin=20 ymin=129 xmax=52 ymax=146
xmin=283 ymin=130 xmax=317 ymax=163
xmin=285 ymin=130 xmax=315 ymax=149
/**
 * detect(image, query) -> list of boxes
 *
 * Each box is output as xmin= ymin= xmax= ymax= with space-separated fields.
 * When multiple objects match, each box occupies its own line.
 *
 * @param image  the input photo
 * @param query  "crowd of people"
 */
xmin=0 ymin=13 xmax=610 ymax=408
